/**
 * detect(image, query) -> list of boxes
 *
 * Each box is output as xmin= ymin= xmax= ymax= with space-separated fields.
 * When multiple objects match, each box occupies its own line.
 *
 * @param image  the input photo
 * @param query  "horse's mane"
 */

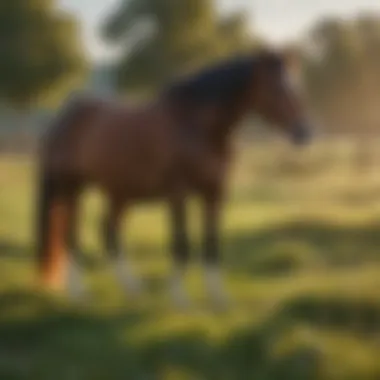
xmin=164 ymin=54 xmax=256 ymax=105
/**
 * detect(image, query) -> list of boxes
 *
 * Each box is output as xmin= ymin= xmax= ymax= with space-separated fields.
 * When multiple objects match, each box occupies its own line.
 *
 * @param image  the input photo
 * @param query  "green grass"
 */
xmin=0 ymin=143 xmax=380 ymax=380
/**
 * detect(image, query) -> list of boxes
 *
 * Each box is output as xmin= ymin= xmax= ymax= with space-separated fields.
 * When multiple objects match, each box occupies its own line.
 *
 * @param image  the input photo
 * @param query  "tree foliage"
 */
xmin=302 ymin=14 xmax=380 ymax=132
xmin=102 ymin=0 xmax=260 ymax=93
xmin=0 ymin=0 xmax=87 ymax=108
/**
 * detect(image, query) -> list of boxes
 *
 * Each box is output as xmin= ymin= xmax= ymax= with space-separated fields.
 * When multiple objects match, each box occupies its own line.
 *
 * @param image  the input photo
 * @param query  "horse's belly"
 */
xmin=88 ymin=141 xmax=177 ymax=199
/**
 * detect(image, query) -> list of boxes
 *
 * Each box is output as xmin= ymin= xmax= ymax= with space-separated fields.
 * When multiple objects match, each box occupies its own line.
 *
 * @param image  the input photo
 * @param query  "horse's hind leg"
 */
xmin=103 ymin=199 xmax=142 ymax=296
xmin=65 ymin=188 xmax=89 ymax=299
xmin=37 ymin=169 xmax=84 ymax=295
xmin=169 ymin=198 xmax=192 ymax=308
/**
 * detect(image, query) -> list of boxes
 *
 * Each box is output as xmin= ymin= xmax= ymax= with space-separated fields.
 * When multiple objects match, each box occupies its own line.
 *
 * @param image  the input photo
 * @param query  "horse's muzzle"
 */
xmin=290 ymin=121 xmax=313 ymax=145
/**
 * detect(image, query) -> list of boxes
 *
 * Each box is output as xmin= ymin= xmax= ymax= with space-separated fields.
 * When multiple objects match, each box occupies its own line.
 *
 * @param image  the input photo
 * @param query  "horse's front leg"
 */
xmin=202 ymin=194 xmax=229 ymax=308
xmin=103 ymin=199 xmax=143 ymax=297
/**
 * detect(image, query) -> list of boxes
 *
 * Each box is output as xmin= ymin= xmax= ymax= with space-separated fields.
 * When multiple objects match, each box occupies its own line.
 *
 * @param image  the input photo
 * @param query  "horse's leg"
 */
xmin=65 ymin=189 xmax=88 ymax=300
xmin=37 ymin=171 xmax=84 ymax=295
xmin=201 ymin=195 xmax=229 ymax=307
xmin=169 ymin=198 xmax=191 ymax=308
xmin=103 ymin=199 xmax=142 ymax=296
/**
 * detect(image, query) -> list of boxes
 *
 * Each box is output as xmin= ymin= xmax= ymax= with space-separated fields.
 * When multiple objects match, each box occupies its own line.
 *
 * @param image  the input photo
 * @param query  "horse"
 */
xmin=36 ymin=48 xmax=312 ymax=308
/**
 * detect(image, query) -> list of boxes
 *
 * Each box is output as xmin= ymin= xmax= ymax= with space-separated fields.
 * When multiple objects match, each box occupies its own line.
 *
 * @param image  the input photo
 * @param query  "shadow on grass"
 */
xmin=283 ymin=294 xmax=380 ymax=335
xmin=1 ymin=219 xmax=380 ymax=378
xmin=0 ymin=290 xmax=322 ymax=380
xmin=2 ymin=219 xmax=380 ymax=275
xmin=0 ymin=241 xmax=32 ymax=260
xmin=225 ymin=220 xmax=380 ymax=275
xmin=2 ymin=290 xmax=379 ymax=380
xmin=0 ymin=238 xmax=162 ymax=271
xmin=0 ymin=239 xmax=102 ymax=269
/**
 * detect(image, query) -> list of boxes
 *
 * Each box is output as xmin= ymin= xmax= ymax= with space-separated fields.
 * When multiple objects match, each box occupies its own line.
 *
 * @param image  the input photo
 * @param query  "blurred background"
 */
xmin=1 ymin=0 xmax=380 ymax=379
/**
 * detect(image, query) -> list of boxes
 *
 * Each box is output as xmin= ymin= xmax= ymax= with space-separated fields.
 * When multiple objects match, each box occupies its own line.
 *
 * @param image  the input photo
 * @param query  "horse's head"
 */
xmin=249 ymin=49 xmax=313 ymax=145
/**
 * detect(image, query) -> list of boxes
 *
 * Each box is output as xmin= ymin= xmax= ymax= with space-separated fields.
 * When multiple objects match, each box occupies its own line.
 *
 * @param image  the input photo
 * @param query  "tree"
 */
xmin=0 ymin=0 xmax=87 ymax=108
xmin=102 ymin=0 xmax=258 ymax=94
xmin=218 ymin=12 xmax=254 ymax=56
xmin=301 ymin=15 xmax=380 ymax=133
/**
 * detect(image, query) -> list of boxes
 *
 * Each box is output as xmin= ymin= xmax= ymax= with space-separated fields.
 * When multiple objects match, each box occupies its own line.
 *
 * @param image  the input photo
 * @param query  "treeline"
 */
xmin=1 ymin=0 xmax=380 ymax=135
xmin=102 ymin=0 xmax=261 ymax=93
xmin=0 ymin=0 xmax=87 ymax=109
xmin=302 ymin=14 xmax=380 ymax=133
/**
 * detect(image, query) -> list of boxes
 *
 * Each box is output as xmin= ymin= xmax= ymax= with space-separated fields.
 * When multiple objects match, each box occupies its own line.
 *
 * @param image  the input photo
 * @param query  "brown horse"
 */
xmin=36 ymin=49 xmax=312 ymax=307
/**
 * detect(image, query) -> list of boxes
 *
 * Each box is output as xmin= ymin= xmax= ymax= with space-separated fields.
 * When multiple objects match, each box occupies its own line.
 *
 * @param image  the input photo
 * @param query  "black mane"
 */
xmin=164 ymin=55 xmax=255 ymax=105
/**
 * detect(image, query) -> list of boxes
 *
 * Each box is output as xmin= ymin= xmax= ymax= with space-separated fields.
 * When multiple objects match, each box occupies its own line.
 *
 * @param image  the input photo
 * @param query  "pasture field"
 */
xmin=0 ymin=140 xmax=380 ymax=380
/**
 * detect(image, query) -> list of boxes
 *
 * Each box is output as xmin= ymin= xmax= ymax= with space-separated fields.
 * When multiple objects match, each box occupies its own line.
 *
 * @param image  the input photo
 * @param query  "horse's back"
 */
xmin=42 ymin=92 xmax=178 ymax=195
xmin=41 ymin=92 xmax=109 ymax=174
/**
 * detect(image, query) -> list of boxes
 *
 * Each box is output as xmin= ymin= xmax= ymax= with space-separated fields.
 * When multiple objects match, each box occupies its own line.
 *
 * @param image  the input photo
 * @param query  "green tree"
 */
xmin=102 ymin=0 xmax=257 ymax=94
xmin=302 ymin=15 xmax=380 ymax=132
xmin=218 ymin=12 xmax=254 ymax=56
xmin=0 ymin=0 xmax=87 ymax=108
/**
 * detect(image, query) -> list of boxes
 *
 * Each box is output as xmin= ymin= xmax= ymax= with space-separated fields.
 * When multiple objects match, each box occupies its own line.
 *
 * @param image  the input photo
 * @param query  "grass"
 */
xmin=0 ymin=140 xmax=380 ymax=379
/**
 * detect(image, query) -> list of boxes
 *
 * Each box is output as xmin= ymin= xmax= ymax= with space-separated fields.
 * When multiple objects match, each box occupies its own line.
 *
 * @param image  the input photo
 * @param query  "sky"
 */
xmin=59 ymin=0 xmax=380 ymax=62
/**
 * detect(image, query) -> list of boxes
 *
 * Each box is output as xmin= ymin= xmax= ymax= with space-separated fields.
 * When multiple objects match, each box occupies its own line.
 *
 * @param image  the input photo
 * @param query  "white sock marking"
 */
xmin=111 ymin=254 xmax=142 ymax=295
xmin=203 ymin=265 xmax=228 ymax=306
xmin=169 ymin=267 xmax=190 ymax=308
xmin=66 ymin=256 xmax=87 ymax=300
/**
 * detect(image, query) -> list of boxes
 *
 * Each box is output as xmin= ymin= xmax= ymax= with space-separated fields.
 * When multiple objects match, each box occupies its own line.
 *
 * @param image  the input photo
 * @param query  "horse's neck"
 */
xmin=165 ymin=88 xmax=248 ymax=151
xmin=208 ymin=99 xmax=250 ymax=148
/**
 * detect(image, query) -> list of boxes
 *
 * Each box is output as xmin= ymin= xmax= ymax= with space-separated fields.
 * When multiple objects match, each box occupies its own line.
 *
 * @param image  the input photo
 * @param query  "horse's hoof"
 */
xmin=66 ymin=281 xmax=89 ymax=300
xmin=126 ymin=283 xmax=144 ymax=299
xmin=120 ymin=276 xmax=144 ymax=298
xmin=67 ymin=287 xmax=91 ymax=304
xmin=209 ymin=293 xmax=232 ymax=312
xmin=170 ymin=290 xmax=192 ymax=311
xmin=174 ymin=299 xmax=192 ymax=312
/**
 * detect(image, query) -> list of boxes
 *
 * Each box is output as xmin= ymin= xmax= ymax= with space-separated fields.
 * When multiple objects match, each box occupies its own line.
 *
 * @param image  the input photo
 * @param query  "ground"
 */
xmin=0 ymin=141 xmax=379 ymax=379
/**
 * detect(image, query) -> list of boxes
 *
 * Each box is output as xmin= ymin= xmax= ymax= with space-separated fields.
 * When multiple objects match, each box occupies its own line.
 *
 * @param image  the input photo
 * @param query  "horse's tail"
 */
xmin=36 ymin=92 xmax=86 ymax=290
xmin=36 ymin=167 xmax=71 ymax=290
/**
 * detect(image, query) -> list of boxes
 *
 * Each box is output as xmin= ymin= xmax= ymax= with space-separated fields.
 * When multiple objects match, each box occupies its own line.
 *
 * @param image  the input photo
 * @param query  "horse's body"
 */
xmin=45 ymin=97 xmax=180 ymax=199
xmin=37 ymin=50 xmax=312 ymax=307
